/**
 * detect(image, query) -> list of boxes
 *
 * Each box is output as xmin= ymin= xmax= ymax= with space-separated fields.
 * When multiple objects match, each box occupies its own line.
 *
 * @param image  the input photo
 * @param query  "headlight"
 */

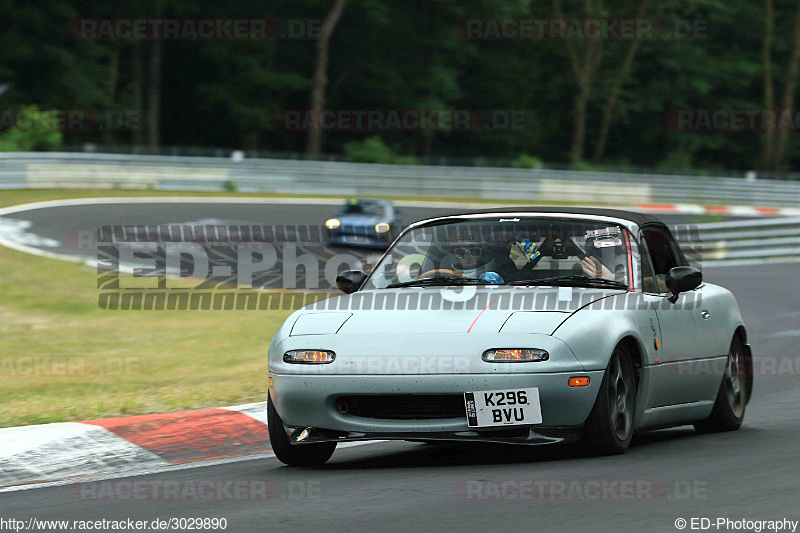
xmin=283 ymin=350 xmax=336 ymax=364
xmin=325 ymin=218 xmax=341 ymax=230
xmin=375 ymin=222 xmax=391 ymax=234
xmin=482 ymin=348 xmax=549 ymax=362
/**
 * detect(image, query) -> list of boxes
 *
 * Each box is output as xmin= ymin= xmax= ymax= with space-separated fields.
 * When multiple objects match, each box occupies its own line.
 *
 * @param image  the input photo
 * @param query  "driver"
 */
xmin=444 ymin=231 xmax=502 ymax=281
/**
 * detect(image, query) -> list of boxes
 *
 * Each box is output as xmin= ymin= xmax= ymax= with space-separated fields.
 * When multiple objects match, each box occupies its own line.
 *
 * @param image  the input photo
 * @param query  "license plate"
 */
xmin=464 ymin=388 xmax=542 ymax=427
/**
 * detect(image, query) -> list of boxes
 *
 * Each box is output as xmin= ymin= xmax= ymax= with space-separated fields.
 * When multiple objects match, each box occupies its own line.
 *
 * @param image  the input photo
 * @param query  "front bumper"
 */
xmin=285 ymin=425 xmax=584 ymax=446
xmin=326 ymin=227 xmax=392 ymax=248
xmin=326 ymin=235 xmax=391 ymax=249
xmin=269 ymin=371 xmax=604 ymax=441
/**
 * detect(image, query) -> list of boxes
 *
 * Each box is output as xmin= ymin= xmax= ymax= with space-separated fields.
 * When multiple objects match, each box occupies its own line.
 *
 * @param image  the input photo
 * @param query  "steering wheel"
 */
xmin=418 ymin=268 xmax=465 ymax=280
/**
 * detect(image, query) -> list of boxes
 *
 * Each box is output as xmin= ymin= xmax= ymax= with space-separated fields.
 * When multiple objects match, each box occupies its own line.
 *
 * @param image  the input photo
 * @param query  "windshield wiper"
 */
xmin=510 ymin=275 xmax=628 ymax=289
xmin=386 ymin=276 xmax=497 ymax=288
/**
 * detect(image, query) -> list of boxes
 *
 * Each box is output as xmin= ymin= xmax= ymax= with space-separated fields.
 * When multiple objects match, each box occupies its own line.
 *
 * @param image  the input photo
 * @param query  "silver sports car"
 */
xmin=267 ymin=207 xmax=753 ymax=466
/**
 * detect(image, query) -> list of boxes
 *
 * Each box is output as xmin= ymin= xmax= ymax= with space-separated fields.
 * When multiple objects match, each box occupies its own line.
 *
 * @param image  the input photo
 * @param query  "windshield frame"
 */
xmin=360 ymin=212 xmax=640 ymax=292
xmin=338 ymin=199 xmax=386 ymax=217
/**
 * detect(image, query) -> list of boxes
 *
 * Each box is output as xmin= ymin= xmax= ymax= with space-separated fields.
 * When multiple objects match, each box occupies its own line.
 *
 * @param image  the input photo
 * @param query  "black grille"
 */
xmin=336 ymin=395 xmax=465 ymax=420
xmin=340 ymin=224 xmax=374 ymax=237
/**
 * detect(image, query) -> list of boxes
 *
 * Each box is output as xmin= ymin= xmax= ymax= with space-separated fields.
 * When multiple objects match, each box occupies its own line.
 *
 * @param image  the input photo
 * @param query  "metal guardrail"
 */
xmin=684 ymin=217 xmax=800 ymax=264
xmin=2 ymin=152 xmax=800 ymax=207
xmin=0 ymin=152 xmax=797 ymax=265
xmin=38 ymin=145 xmax=800 ymax=180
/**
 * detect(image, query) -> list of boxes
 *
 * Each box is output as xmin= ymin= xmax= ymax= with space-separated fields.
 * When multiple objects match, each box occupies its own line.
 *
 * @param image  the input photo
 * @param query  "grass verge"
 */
xmin=0 ymin=244 xmax=294 ymax=427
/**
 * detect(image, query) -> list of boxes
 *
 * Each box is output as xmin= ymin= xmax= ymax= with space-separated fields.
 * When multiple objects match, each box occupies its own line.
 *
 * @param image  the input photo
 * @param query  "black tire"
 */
xmin=694 ymin=335 xmax=748 ymax=433
xmin=267 ymin=396 xmax=336 ymax=466
xmin=584 ymin=345 xmax=637 ymax=455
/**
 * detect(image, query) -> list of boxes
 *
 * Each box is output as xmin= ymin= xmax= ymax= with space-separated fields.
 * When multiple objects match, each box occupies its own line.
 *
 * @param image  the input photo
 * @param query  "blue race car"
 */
xmin=324 ymin=198 xmax=403 ymax=249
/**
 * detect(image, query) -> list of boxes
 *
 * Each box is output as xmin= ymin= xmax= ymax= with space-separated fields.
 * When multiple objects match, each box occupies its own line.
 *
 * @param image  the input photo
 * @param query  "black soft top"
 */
xmin=435 ymin=206 xmax=665 ymax=227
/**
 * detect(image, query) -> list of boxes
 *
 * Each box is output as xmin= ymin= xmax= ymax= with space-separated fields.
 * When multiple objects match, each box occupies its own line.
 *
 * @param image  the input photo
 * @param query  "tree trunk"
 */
xmin=592 ymin=0 xmax=649 ymax=163
xmin=571 ymin=83 xmax=590 ymax=163
xmin=305 ymin=0 xmax=348 ymax=157
xmin=242 ymin=132 xmax=258 ymax=151
xmin=146 ymin=0 xmax=163 ymax=148
xmin=554 ymin=0 xmax=604 ymax=164
xmin=103 ymin=48 xmax=119 ymax=145
xmin=132 ymin=42 xmax=143 ymax=147
xmin=146 ymin=39 xmax=162 ymax=148
xmin=768 ymin=0 xmax=800 ymax=172
xmin=758 ymin=0 xmax=776 ymax=171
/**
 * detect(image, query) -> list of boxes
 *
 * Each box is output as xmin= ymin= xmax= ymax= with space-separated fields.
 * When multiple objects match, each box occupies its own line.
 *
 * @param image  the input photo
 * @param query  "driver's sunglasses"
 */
xmin=454 ymin=246 xmax=483 ymax=258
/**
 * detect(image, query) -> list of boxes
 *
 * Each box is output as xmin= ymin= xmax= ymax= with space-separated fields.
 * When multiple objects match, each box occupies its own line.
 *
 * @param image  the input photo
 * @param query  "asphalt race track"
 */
xmin=0 ymin=199 xmax=753 ymax=264
xmin=1 ymin=200 xmax=798 ymax=532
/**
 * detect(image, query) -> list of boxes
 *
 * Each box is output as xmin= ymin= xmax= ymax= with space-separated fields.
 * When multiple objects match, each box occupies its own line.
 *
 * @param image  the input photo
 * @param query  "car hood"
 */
xmin=290 ymin=286 xmax=624 ymax=336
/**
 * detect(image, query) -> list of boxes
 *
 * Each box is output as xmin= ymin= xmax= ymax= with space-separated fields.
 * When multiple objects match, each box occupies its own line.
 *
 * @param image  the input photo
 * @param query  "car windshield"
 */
xmin=363 ymin=216 xmax=632 ymax=289
xmin=341 ymin=200 xmax=385 ymax=216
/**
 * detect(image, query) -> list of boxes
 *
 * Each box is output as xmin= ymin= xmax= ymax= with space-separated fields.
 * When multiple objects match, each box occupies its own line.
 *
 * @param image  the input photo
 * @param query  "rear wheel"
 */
xmin=584 ymin=345 xmax=637 ymax=455
xmin=694 ymin=336 xmax=748 ymax=433
xmin=267 ymin=396 xmax=336 ymax=466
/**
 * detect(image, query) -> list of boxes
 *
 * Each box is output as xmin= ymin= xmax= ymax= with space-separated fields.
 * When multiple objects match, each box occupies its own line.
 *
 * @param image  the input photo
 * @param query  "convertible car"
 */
xmin=268 ymin=207 xmax=753 ymax=465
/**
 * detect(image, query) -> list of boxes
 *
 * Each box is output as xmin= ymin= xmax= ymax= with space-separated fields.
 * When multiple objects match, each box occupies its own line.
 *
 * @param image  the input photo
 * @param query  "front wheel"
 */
xmin=267 ymin=396 xmax=336 ymax=466
xmin=694 ymin=335 xmax=748 ymax=433
xmin=584 ymin=344 xmax=637 ymax=455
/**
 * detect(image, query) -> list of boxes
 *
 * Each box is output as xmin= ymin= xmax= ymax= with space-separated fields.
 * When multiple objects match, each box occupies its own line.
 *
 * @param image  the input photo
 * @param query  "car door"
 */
xmin=639 ymin=224 xmax=718 ymax=407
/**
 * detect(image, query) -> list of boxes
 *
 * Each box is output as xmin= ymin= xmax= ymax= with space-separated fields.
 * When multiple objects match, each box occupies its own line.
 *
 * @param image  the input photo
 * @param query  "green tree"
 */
xmin=0 ymin=106 xmax=63 ymax=151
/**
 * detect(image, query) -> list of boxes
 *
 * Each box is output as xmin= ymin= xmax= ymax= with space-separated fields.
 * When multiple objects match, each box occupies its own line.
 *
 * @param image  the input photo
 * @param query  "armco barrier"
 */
xmin=0 ymin=152 xmax=797 ymax=265
xmin=683 ymin=217 xmax=800 ymax=264
xmin=1 ymin=152 xmax=800 ymax=207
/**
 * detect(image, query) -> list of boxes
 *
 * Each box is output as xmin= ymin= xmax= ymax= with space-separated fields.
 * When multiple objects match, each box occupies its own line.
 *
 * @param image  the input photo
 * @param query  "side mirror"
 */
xmin=665 ymin=266 xmax=702 ymax=303
xmin=336 ymin=270 xmax=367 ymax=294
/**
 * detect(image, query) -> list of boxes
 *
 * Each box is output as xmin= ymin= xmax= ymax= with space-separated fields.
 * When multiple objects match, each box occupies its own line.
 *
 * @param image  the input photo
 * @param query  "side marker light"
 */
xmin=568 ymin=376 xmax=590 ymax=387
